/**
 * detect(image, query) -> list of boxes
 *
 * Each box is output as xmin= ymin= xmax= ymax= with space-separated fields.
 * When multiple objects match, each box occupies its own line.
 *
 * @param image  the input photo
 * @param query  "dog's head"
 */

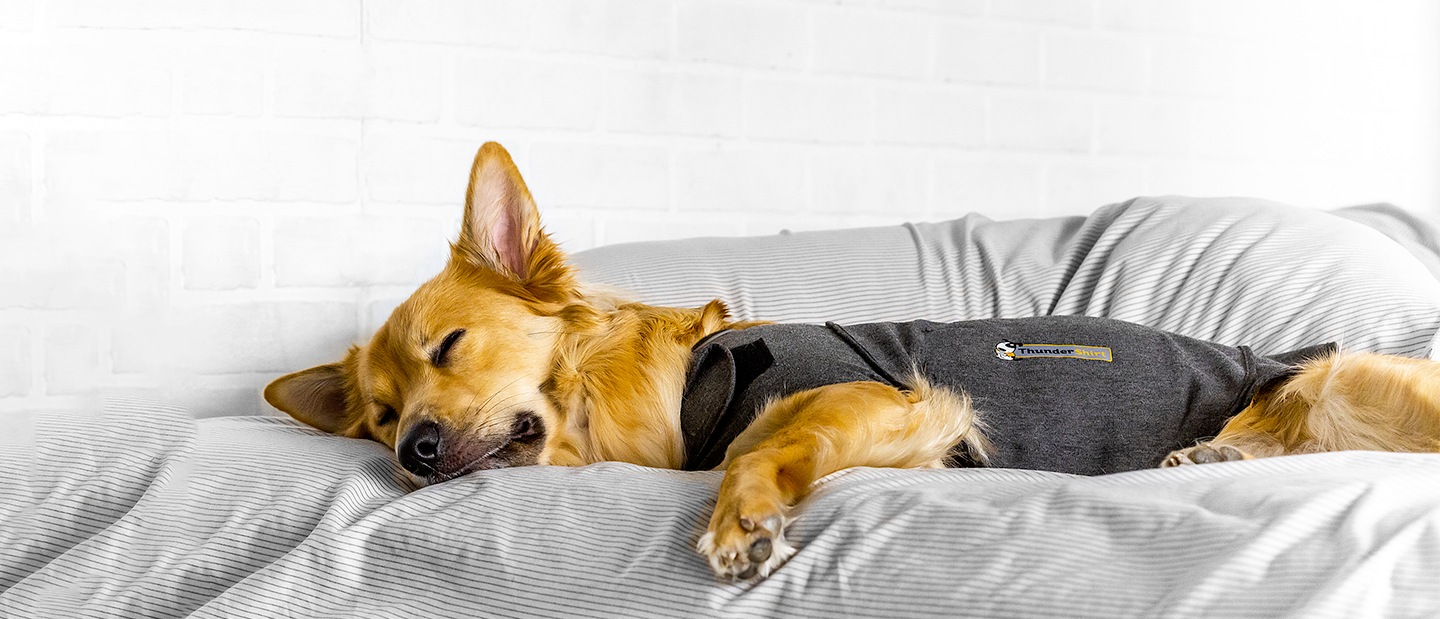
xmin=265 ymin=142 xmax=580 ymax=483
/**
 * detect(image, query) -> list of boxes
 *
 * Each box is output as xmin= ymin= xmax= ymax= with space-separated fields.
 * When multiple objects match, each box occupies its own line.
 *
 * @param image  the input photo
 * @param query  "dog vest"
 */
xmin=679 ymin=316 xmax=1335 ymax=474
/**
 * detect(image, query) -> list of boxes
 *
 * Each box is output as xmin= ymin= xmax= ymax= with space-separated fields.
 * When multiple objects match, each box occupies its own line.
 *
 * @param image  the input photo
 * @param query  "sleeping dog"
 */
xmin=265 ymin=143 xmax=1440 ymax=581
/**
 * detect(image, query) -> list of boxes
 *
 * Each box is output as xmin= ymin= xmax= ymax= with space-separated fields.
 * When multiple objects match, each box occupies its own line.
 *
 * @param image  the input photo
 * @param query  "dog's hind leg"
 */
xmin=1163 ymin=351 xmax=1440 ymax=468
xmin=697 ymin=377 xmax=985 ymax=580
xmin=1162 ymin=414 xmax=1295 ymax=467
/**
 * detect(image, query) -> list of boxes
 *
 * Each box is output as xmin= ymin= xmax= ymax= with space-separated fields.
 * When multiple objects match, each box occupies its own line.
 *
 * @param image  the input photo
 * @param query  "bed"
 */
xmin=4 ymin=196 xmax=1440 ymax=618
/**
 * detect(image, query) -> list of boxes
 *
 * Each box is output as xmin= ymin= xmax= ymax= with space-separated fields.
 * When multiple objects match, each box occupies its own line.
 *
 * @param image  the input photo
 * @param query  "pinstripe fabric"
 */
xmin=575 ymin=196 xmax=1440 ymax=357
xmin=3 ymin=404 xmax=1440 ymax=618
xmin=1334 ymin=203 xmax=1440 ymax=280
xmin=7 ymin=198 xmax=1440 ymax=617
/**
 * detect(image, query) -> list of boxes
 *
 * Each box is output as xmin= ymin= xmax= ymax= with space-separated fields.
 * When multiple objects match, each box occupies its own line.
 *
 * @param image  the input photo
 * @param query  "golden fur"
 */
xmin=1210 ymin=352 xmax=1440 ymax=457
xmin=267 ymin=142 xmax=1440 ymax=581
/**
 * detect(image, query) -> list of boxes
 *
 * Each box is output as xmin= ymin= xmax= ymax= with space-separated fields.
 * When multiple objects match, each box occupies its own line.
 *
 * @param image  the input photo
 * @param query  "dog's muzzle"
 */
xmin=396 ymin=413 xmax=548 ymax=483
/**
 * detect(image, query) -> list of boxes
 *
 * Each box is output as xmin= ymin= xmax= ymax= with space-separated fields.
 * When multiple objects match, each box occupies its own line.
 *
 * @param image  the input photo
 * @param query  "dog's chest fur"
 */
xmin=680 ymin=315 xmax=1329 ymax=475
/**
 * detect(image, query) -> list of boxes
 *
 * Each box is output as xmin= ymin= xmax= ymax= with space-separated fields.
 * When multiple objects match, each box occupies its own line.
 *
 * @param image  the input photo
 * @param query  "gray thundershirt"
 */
xmin=679 ymin=315 xmax=1333 ymax=474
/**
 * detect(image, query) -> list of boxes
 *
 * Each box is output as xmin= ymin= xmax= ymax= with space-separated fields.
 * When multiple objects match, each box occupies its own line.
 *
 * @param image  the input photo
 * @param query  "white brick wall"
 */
xmin=183 ymin=218 xmax=263 ymax=291
xmin=0 ymin=131 xmax=27 ymax=228
xmin=3 ymin=0 xmax=1439 ymax=417
xmin=0 ymin=326 xmax=28 ymax=398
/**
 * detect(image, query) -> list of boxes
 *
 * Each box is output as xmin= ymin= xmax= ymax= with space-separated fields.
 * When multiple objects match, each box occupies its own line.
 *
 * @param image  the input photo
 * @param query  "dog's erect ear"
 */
xmin=264 ymin=362 xmax=354 ymax=435
xmin=457 ymin=142 xmax=545 ymax=280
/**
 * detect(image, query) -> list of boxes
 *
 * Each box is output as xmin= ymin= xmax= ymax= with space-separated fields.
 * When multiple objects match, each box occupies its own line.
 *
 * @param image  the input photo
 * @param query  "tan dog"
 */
xmin=266 ymin=143 xmax=1440 ymax=581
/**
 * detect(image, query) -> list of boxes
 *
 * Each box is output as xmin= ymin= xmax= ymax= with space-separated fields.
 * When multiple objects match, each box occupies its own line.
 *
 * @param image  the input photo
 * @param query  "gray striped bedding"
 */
xmin=6 ymin=404 xmax=1440 ymax=618
xmin=576 ymin=196 xmax=1440 ymax=358
xmin=6 ymin=196 xmax=1440 ymax=617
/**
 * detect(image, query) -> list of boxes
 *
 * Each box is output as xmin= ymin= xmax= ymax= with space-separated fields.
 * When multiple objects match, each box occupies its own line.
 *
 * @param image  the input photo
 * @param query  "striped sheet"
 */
xmin=3 ymin=402 xmax=1440 ymax=618
xmin=575 ymin=196 xmax=1440 ymax=358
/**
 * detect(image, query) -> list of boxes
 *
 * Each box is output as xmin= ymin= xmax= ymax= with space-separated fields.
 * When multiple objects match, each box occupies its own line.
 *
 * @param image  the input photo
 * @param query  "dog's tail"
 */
xmin=898 ymin=372 xmax=992 ymax=468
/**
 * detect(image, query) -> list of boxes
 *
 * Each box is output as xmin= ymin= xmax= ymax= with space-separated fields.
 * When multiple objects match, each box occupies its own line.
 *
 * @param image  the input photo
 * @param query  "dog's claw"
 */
xmin=1162 ymin=442 xmax=1251 ymax=467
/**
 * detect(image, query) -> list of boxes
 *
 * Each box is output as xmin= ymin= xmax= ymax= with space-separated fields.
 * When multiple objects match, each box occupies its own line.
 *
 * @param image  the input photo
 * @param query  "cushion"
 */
xmin=574 ymin=196 xmax=1440 ymax=358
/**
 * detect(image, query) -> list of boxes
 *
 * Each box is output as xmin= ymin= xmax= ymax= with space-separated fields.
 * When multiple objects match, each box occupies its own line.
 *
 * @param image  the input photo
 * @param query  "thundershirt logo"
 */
xmin=995 ymin=341 xmax=1112 ymax=362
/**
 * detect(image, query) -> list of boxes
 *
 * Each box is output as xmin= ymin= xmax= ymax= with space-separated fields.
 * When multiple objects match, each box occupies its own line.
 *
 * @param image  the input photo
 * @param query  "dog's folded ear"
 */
xmin=456 ymin=142 xmax=550 ymax=281
xmin=264 ymin=362 xmax=355 ymax=436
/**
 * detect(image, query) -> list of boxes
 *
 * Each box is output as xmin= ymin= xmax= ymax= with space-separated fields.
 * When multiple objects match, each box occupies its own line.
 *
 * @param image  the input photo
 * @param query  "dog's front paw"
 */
xmin=1162 ymin=442 xmax=1252 ymax=467
xmin=697 ymin=509 xmax=796 ymax=581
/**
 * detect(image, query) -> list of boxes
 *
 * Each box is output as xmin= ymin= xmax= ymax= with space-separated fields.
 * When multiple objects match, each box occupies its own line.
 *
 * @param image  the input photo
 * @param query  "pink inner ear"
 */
xmin=489 ymin=196 xmax=526 ymax=277
xmin=473 ymin=165 xmax=532 ymax=278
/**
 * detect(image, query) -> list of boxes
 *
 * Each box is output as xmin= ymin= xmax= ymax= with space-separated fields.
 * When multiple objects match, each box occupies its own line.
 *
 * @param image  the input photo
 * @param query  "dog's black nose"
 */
xmin=511 ymin=411 xmax=544 ymax=442
xmin=398 ymin=420 xmax=442 ymax=476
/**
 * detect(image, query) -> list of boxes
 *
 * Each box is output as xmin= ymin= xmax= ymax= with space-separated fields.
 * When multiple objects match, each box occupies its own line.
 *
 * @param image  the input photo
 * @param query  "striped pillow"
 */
xmin=574 ymin=196 xmax=1440 ymax=358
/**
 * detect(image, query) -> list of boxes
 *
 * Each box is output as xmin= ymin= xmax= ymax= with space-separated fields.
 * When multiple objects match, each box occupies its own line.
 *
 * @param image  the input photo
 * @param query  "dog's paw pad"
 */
xmin=697 ymin=514 xmax=795 ymax=582
xmin=748 ymin=537 xmax=772 ymax=563
xmin=1162 ymin=443 xmax=1250 ymax=468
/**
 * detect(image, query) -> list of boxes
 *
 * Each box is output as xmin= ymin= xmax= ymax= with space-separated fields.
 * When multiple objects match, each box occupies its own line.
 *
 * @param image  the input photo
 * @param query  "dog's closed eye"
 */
xmin=377 ymin=404 xmax=399 ymax=426
xmin=431 ymin=329 xmax=466 ymax=368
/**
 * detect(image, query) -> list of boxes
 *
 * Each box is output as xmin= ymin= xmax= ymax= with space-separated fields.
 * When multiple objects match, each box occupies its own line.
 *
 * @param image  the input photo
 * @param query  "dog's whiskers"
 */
xmin=430 ymin=440 xmax=512 ymax=483
xmin=462 ymin=385 xmax=534 ymax=438
xmin=466 ymin=377 xmax=525 ymax=422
